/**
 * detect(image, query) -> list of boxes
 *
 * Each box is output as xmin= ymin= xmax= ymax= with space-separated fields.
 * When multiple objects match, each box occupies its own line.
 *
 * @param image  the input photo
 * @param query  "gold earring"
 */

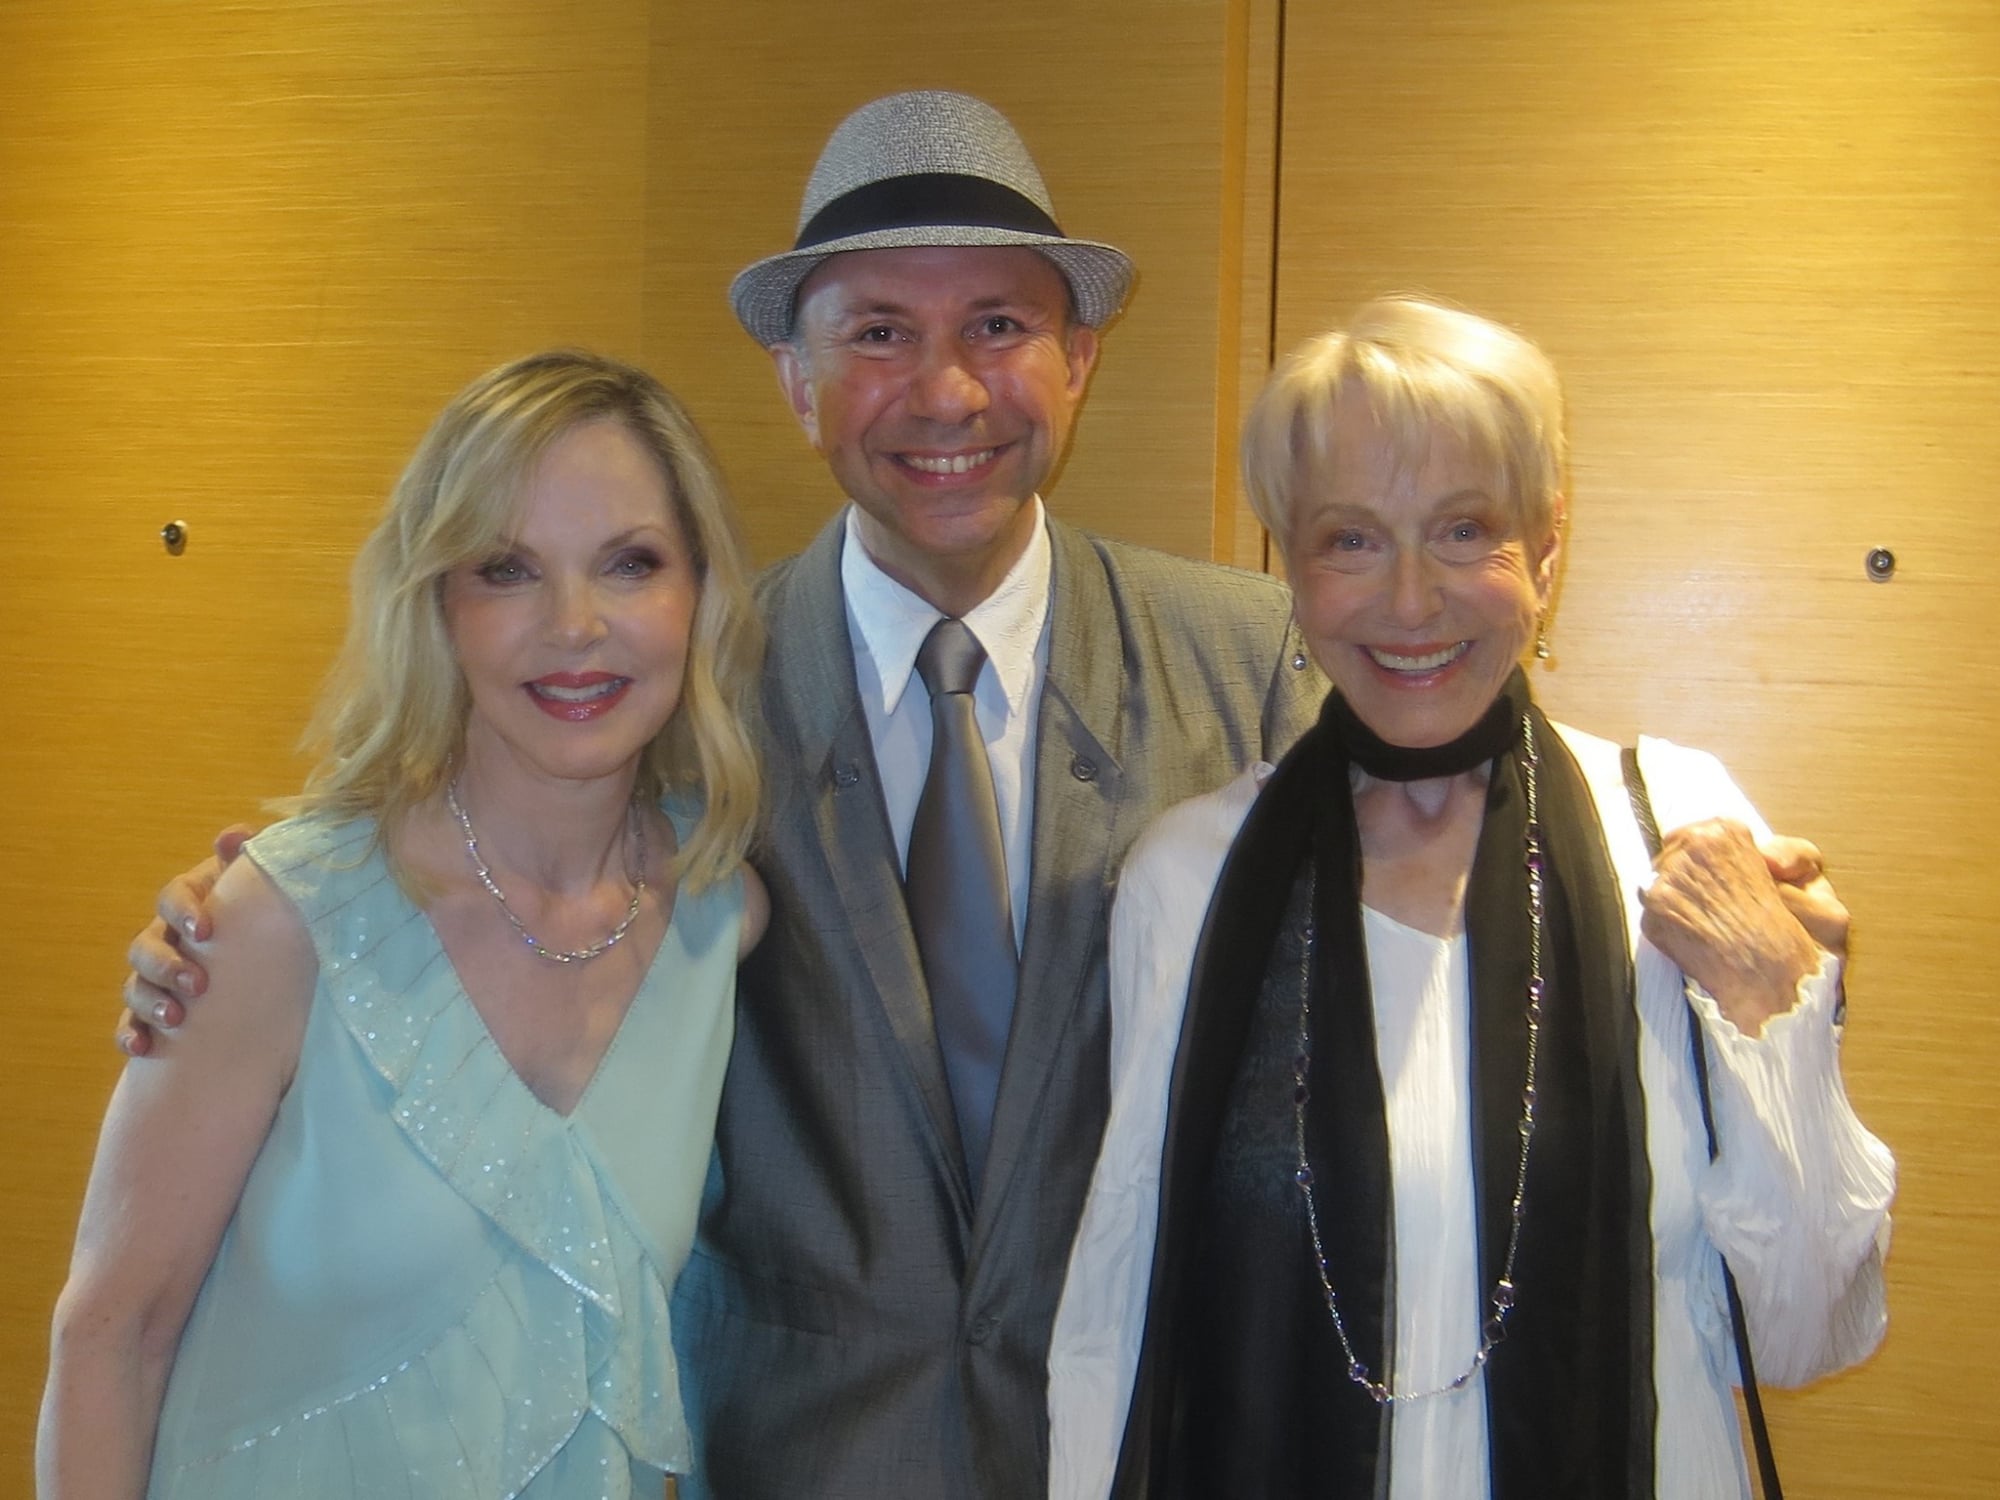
xmin=1534 ymin=614 xmax=1552 ymax=661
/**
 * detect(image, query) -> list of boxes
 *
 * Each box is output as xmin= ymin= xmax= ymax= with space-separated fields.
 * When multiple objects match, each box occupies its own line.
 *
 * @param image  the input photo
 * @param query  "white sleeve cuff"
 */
xmin=1691 ymin=951 xmax=1896 ymax=1385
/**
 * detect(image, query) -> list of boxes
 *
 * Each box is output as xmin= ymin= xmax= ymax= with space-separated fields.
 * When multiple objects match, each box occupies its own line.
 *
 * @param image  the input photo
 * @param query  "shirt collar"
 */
xmin=840 ymin=499 xmax=1052 ymax=720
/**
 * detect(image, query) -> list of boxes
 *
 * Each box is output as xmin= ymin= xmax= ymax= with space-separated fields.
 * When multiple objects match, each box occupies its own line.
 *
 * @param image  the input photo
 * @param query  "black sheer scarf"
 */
xmin=1115 ymin=672 xmax=1657 ymax=1499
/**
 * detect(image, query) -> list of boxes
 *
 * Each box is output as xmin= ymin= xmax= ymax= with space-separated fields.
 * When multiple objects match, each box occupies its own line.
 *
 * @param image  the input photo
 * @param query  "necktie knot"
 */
xmin=916 ymin=617 xmax=986 ymax=699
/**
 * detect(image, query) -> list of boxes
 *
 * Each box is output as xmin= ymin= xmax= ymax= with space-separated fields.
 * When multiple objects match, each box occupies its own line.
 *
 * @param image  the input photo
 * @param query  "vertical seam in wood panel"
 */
xmin=1211 ymin=0 xmax=1250 ymax=564
xmin=1260 ymin=0 xmax=1287 ymax=576
xmin=1216 ymin=0 xmax=1285 ymax=573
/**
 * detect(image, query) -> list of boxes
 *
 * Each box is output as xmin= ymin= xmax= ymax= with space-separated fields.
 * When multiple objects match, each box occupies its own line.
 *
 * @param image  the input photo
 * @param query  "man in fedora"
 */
xmin=668 ymin=91 xmax=1318 ymax=1497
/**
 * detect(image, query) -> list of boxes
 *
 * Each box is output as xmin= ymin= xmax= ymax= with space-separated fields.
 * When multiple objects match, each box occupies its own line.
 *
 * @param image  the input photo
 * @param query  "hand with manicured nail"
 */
xmin=118 ymin=827 xmax=253 ymax=1056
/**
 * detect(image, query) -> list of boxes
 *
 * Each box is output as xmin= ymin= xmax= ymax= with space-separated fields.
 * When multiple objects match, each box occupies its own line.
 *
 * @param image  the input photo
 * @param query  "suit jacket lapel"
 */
xmin=763 ymin=515 xmax=972 ymax=1213
xmin=976 ymin=520 xmax=1124 ymax=1224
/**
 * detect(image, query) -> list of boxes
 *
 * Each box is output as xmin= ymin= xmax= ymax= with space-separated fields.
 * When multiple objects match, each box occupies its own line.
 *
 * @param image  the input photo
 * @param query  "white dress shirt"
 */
xmin=839 ymin=501 xmax=1051 ymax=952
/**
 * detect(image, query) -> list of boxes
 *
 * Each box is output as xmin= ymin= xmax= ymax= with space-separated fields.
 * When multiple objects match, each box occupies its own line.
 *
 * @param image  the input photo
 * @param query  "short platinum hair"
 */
xmin=1242 ymin=295 xmax=1566 ymax=549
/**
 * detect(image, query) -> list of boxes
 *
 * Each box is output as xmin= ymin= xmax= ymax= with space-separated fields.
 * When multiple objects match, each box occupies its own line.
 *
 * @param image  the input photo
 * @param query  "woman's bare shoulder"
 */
xmin=174 ymin=853 xmax=318 ymax=1049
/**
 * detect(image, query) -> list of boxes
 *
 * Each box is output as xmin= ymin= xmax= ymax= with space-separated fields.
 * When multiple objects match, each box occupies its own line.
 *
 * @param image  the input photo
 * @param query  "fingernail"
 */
xmin=182 ymin=916 xmax=199 ymax=938
xmin=176 ymin=970 xmax=197 ymax=997
xmin=152 ymin=1000 xmax=174 ymax=1026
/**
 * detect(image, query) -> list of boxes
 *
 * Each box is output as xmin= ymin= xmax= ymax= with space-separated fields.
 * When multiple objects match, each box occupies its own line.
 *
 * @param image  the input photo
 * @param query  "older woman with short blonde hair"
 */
xmin=1051 ymin=296 xmax=1894 ymax=1500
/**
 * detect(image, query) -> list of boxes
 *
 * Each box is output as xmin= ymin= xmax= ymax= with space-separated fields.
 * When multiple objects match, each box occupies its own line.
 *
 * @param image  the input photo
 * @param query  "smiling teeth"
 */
xmin=1368 ymin=643 xmax=1468 ymax=671
xmin=904 ymin=449 xmax=995 ymax=474
xmin=531 ymin=679 xmax=626 ymax=702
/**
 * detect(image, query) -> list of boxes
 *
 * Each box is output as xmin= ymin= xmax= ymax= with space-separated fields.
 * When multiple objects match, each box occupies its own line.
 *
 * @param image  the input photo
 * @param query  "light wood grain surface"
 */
xmin=0 ymin=1 xmax=653 ymax=1485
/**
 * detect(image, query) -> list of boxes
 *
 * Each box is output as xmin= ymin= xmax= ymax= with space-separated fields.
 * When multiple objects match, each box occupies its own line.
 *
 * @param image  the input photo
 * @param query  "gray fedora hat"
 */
xmin=729 ymin=90 xmax=1136 ymax=346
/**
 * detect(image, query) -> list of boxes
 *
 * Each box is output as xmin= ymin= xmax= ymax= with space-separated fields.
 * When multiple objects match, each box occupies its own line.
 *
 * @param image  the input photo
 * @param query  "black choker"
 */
xmin=1321 ymin=668 xmax=1528 ymax=782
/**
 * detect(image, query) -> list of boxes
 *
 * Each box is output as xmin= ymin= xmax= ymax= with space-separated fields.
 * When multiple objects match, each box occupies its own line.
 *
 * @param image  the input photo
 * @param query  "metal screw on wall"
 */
xmin=1864 ymin=546 xmax=1895 ymax=582
xmin=161 ymin=520 xmax=188 ymax=556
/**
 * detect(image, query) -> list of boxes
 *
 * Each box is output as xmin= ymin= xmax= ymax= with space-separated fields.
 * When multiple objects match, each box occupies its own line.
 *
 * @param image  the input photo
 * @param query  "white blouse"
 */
xmin=1046 ymin=728 xmax=1895 ymax=1500
xmin=1362 ymin=909 xmax=1488 ymax=1497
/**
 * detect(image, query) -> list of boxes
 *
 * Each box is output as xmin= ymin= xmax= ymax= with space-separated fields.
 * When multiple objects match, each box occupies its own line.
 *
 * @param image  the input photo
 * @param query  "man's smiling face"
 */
xmin=773 ymin=244 xmax=1098 ymax=613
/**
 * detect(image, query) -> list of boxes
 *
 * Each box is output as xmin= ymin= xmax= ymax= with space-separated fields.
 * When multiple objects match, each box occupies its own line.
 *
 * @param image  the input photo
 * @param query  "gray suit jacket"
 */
xmin=673 ymin=513 xmax=1321 ymax=1499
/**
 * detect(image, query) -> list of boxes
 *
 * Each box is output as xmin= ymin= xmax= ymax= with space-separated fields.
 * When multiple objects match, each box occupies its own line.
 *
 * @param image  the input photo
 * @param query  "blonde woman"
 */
xmin=40 ymin=351 xmax=767 ymax=1499
xmin=1051 ymin=298 xmax=1893 ymax=1499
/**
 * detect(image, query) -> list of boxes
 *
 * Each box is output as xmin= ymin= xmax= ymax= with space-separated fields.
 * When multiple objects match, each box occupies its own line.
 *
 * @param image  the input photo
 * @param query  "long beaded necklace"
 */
xmin=446 ymin=779 xmax=647 ymax=964
xmin=1290 ymin=713 xmax=1544 ymax=1405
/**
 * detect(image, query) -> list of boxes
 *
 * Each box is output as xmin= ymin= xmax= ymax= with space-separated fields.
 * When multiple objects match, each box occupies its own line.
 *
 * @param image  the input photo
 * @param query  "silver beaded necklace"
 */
xmin=446 ymin=779 xmax=647 ymax=964
xmin=1290 ymin=712 xmax=1544 ymax=1405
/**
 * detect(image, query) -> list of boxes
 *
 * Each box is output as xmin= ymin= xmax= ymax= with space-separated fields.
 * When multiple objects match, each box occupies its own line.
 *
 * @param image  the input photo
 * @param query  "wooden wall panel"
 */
xmin=2 ymin=0 xmax=1266 ymax=1482
xmin=641 ymin=0 xmax=1254 ymax=572
xmin=1275 ymin=1 xmax=1997 ymax=1492
xmin=19 ymin=0 xmax=1979 ymax=1489
xmin=0 ymin=2 xmax=650 ymax=1484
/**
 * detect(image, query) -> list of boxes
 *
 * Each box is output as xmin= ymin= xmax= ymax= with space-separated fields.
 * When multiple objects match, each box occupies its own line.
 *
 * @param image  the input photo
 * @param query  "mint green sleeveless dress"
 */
xmin=146 ymin=808 xmax=740 ymax=1499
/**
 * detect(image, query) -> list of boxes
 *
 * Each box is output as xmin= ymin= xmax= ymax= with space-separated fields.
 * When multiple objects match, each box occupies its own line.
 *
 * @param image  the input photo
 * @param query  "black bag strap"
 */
xmin=1621 ymin=745 xmax=1784 ymax=1500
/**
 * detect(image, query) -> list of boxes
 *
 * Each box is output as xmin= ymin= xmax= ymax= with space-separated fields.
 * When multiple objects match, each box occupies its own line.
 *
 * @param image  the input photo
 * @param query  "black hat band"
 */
xmin=795 ymin=172 xmax=1065 ymax=250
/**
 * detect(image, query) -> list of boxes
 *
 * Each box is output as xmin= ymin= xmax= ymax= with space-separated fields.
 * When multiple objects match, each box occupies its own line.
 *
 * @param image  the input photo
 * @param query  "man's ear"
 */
xmin=770 ymin=343 xmax=821 ymax=449
xmin=1064 ymin=322 xmax=1100 ymax=398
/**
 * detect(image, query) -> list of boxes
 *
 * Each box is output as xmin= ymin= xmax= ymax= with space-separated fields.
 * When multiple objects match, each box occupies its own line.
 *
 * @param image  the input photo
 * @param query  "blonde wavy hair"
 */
xmin=1242 ymin=295 xmax=1567 ymax=551
xmin=287 ymin=350 xmax=763 ymax=891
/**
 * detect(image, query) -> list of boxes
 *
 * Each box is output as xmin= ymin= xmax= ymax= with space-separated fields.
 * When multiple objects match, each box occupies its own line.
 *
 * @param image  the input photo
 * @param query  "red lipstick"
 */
xmin=525 ymin=671 xmax=632 ymax=722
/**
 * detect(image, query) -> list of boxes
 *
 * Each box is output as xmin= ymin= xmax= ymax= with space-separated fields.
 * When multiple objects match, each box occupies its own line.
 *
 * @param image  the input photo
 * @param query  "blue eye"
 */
xmin=1310 ymin=528 xmax=1380 ymax=572
xmin=475 ymin=557 xmax=529 ymax=584
xmin=1435 ymin=514 xmax=1504 ymax=562
xmin=611 ymin=549 xmax=662 ymax=578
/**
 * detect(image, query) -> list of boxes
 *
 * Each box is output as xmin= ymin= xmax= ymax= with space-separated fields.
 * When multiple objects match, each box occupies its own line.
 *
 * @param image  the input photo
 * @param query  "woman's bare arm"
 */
xmin=40 ymin=854 xmax=312 ymax=1499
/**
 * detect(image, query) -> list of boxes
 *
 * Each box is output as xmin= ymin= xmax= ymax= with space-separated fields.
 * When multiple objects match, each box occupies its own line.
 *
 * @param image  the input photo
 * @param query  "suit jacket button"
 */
xmin=968 ymin=1314 xmax=998 ymax=1345
xmin=1070 ymin=755 xmax=1097 ymax=783
xmin=833 ymin=762 xmax=861 ymax=789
